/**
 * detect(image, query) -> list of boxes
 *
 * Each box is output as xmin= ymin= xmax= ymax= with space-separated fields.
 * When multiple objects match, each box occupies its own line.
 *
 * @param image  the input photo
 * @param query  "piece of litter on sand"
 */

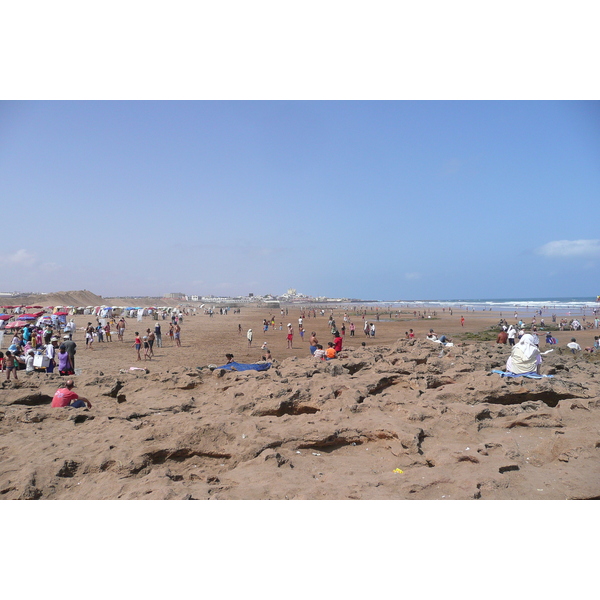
xmin=393 ymin=468 xmax=404 ymax=474
xmin=312 ymin=452 xmax=321 ymax=456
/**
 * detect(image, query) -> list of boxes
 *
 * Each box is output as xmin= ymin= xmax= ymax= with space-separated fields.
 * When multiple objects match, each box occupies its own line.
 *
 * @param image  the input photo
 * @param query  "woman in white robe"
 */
xmin=506 ymin=333 xmax=542 ymax=374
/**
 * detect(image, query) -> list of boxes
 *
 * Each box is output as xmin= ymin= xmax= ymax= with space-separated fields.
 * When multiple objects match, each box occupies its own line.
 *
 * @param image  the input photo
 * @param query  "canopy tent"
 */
xmin=36 ymin=314 xmax=61 ymax=327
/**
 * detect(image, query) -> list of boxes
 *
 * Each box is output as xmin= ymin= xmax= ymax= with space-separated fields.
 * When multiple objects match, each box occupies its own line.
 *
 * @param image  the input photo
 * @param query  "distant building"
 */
xmin=163 ymin=292 xmax=187 ymax=300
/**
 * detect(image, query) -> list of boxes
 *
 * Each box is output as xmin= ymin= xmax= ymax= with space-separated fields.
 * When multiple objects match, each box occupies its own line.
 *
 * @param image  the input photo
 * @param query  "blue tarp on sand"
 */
xmin=215 ymin=361 xmax=271 ymax=372
xmin=492 ymin=369 xmax=554 ymax=379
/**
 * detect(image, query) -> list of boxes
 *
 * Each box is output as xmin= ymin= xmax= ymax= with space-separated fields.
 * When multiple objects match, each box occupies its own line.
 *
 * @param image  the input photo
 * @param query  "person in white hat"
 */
xmin=45 ymin=336 xmax=59 ymax=373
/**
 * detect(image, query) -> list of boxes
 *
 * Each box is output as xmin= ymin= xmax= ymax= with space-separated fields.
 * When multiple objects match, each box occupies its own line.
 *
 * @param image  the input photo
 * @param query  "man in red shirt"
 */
xmin=51 ymin=380 xmax=92 ymax=408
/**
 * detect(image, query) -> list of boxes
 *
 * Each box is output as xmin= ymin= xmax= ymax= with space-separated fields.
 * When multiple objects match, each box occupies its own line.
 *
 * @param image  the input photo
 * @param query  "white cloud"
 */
xmin=536 ymin=239 xmax=600 ymax=258
xmin=0 ymin=249 xmax=37 ymax=267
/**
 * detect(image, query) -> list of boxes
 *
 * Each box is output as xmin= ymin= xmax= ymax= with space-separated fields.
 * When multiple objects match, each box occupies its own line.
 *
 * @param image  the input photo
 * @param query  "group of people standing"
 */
xmin=1 ymin=328 xmax=77 ymax=379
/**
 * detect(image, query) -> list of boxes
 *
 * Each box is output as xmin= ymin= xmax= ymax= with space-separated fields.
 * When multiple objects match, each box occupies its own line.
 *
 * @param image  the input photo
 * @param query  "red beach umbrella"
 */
xmin=5 ymin=321 xmax=28 ymax=329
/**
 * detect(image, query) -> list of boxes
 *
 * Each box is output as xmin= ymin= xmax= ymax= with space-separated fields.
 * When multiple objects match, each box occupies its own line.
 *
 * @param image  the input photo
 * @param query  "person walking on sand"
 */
xmin=146 ymin=328 xmax=155 ymax=356
xmin=154 ymin=322 xmax=162 ymax=347
xmin=85 ymin=325 xmax=94 ymax=350
xmin=247 ymin=328 xmax=253 ymax=347
xmin=117 ymin=317 xmax=126 ymax=342
xmin=287 ymin=323 xmax=294 ymax=348
xmin=133 ymin=332 xmax=142 ymax=361
xmin=461 ymin=316 xmax=465 ymax=327
xmin=168 ymin=323 xmax=174 ymax=344
xmin=174 ymin=323 xmax=181 ymax=347
xmin=143 ymin=336 xmax=152 ymax=360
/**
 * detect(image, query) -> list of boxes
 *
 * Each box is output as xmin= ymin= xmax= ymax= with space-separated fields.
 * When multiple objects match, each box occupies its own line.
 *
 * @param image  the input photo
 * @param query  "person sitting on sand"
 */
xmin=333 ymin=332 xmax=343 ymax=353
xmin=427 ymin=329 xmax=451 ymax=344
xmin=51 ymin=379 xmax=92 ymax=408
xmin=506 ymin=333 xmax=542 ymax=375
xmin=25 ymin=350 xmax=35 ymax=372
xmin=313 ymin=344 xmax=326 ymax=360
xmin=567 ymin=338 xmax=581 ymax=353
xmin=545 ymin=331 xmax=557 ymax=345
xmin=325 ymin=342 xmax=337 ymax=360
xmin=225 ymin=353 xmax=235 ymax=363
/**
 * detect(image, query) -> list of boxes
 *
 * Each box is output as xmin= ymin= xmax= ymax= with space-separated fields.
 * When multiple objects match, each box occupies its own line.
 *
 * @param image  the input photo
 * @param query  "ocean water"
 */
xmin=361 ymin=297 xmax=600 ymax=316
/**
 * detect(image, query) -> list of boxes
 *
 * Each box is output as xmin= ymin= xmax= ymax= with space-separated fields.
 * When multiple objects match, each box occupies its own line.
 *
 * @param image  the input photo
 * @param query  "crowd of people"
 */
xmin=5 ymin=304 xmax=599 ymax=411
xmin=0 ymin=310 xmax=187 ymax=377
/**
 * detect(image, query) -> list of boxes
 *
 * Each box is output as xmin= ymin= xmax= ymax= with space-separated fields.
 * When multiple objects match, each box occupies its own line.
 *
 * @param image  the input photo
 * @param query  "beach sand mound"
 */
xmin=3 ymin=290 xmax=105 ymax=308
xmin=1 ymin=340 xmax=599 ymax=500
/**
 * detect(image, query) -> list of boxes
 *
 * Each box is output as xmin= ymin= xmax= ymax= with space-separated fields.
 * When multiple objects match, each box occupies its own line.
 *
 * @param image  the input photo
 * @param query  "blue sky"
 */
xmin=1 ymin=100 xmax=599 ymax=300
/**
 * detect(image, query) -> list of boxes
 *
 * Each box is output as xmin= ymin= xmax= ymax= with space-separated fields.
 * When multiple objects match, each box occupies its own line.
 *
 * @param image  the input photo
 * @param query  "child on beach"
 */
xmin=4 ymin=351 xmax=17 ymax=380
xmin=325 ymin=342 xmax=337 ymax=360
xmin=143 ymin=336 xmax=151 ymax=360
xmin=313 ymin=344 xmax=326 ymax=360
xmin=133 ymin=332 xmax=142 ymax=361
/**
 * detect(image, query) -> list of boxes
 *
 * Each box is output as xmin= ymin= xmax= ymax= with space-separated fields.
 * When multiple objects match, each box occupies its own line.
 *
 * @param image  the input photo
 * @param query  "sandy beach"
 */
xmin=1 ymin=293 xmax=599 ymax=500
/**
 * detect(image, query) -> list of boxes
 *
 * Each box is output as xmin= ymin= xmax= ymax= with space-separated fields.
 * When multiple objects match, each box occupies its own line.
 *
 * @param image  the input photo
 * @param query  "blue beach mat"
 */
xmin=215 ymin=361 xmax=271 ymax=372
xmin=492 ymin=369 xmax=554 ymax=379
